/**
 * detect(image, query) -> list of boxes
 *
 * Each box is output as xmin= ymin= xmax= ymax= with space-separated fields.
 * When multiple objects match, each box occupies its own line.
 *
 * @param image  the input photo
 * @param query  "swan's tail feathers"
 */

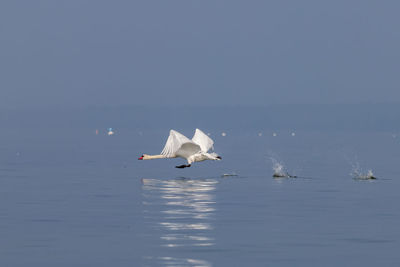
xmin=209 ymin=152 xmax=222 ymax=160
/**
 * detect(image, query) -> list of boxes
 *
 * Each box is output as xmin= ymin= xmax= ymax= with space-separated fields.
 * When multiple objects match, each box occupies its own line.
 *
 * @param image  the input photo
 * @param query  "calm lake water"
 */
xmin=1 ymin=128 xmax=399 ymax=266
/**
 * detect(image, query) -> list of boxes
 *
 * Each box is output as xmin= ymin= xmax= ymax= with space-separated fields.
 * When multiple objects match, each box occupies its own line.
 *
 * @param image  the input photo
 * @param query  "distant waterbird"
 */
xmin=138 ymin=129 xmax=221 ymax=168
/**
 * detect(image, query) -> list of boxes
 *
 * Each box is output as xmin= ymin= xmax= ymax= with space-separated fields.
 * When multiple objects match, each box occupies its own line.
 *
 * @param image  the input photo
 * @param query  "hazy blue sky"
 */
xmin=1 ymin=0 xmax=399 ymax=108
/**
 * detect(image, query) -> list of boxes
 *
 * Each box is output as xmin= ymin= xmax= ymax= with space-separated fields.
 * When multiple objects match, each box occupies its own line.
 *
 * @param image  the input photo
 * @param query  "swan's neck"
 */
xmin=142 ymin=154 xmax=167 ymax=160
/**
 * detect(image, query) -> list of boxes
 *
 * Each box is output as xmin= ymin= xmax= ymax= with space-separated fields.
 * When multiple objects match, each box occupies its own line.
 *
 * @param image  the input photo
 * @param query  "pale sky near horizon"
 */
xmin=1 ymin=0 xmax=399 ymax=109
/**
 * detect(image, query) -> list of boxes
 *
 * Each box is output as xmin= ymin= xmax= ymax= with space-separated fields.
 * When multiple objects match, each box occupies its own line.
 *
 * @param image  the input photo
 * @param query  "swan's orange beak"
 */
xmin=138 ymin=155 xmax=144 ymax=160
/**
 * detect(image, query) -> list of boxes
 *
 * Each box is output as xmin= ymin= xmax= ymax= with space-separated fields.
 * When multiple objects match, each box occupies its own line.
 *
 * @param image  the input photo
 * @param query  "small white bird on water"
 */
xmin=138 ymin=129 xmax=221 ymax=168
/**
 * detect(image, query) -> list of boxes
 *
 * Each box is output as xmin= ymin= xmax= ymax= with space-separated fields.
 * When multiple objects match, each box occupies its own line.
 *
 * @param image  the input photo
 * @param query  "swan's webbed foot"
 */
xmin=175 ymin=164 xmax=191 ymax=169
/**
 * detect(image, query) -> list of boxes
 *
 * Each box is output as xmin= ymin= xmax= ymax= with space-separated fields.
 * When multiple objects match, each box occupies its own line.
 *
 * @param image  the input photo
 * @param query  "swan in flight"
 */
xmin=138 ymin=129 xmax=221 ymax=168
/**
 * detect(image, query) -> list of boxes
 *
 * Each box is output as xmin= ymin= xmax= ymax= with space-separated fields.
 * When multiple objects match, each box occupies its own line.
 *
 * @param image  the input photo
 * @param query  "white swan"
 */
xmin=138 ymin=129 xmax=221 ymax=168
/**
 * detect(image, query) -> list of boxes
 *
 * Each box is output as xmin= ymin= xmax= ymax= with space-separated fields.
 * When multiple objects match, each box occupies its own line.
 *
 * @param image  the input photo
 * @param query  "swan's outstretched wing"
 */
xmin=161 ymin=130 xmax=193 ymax=157
xmin=192 ymin=128 xmax=214 ymax=152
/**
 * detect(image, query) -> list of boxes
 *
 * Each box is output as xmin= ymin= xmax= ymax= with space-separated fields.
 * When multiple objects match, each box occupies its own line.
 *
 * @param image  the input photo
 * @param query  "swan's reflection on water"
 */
xmin=142 ymin=177 xmax=217 ymax=266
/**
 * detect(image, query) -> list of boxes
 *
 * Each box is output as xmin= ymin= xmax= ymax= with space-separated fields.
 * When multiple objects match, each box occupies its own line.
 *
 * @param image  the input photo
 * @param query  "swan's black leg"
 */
xmin=175 ymin=164 xmax=191 ymax=169
xmin=175 ymin=165 xmax=186 ymax=168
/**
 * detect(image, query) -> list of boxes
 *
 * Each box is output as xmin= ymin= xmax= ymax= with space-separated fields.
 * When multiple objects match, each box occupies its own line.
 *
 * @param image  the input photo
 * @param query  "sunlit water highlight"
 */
xmin=142 ymin=178 xmax=217 ymax=266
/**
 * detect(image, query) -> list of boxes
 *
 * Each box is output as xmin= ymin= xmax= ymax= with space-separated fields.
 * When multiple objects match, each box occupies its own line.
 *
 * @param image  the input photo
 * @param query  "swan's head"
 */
xmin=138 ymin=154 xmax=152 ymax=160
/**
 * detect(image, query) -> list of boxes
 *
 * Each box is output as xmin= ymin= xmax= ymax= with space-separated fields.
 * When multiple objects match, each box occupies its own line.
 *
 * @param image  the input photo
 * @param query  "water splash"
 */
xmin=366 ymin=170 xmax=375 ymax=178
xmin=350 ymin=161 xmax=362 ymax=177
xmin=270 ymin=157 xmax=296 ymax=178
xmin=356 ymin=169 xmax=377 ymax=180
xmin=350 ymin=161 xmax=377 ymax=180
xmin=271 ymin=158 xmax=284 ymax=176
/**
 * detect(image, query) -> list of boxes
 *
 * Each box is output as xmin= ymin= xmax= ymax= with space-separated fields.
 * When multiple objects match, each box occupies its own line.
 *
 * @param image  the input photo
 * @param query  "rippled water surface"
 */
xmin=1 ymin=128 xmax=400 ymax=266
